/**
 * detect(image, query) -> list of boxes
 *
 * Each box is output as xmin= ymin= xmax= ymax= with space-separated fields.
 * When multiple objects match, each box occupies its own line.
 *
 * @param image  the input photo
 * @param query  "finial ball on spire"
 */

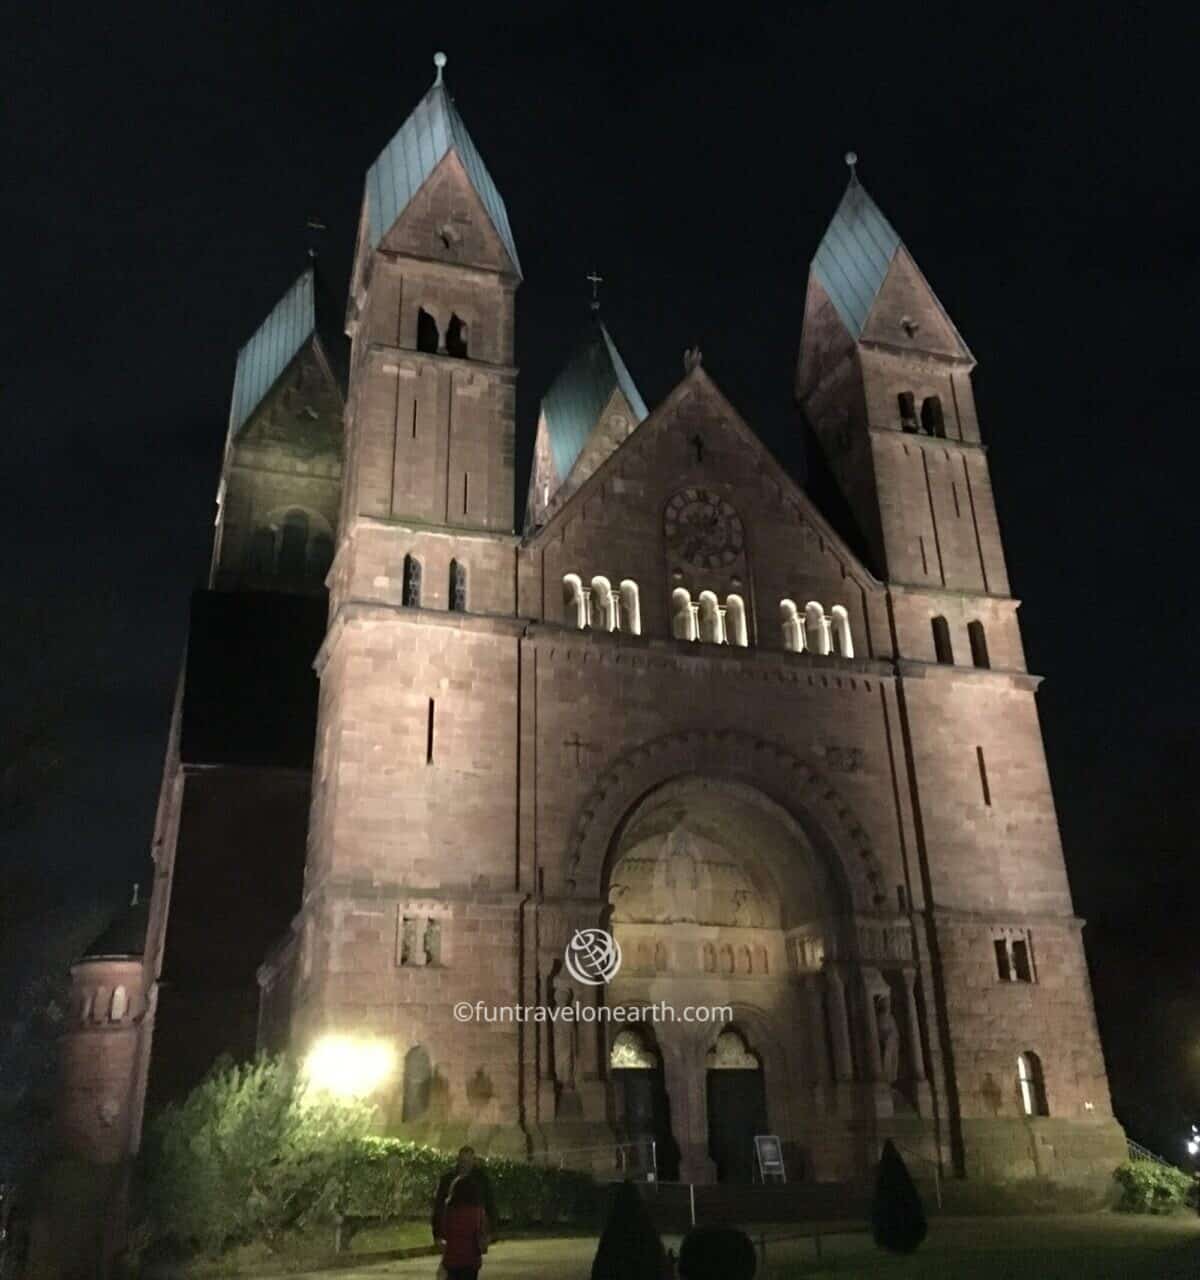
xmin=433 ymin=51 xmax=447 ymax=84
xmin=845 ymin=150 xmax=858 ymax=170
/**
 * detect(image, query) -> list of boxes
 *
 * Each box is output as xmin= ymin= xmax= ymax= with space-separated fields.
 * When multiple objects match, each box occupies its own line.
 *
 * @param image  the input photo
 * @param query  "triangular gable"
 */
xmin=541 ymin=322 xmax=648 ymax=481
xmin=858 ymin=246 xmax=972 ymax=360
xmin=811 ymin=178 xmax=972 ymax=361
xmin=365 ymin=81 xmax=521 ymax=277
xmin=526 ymin=366 xmax=882 ymax=591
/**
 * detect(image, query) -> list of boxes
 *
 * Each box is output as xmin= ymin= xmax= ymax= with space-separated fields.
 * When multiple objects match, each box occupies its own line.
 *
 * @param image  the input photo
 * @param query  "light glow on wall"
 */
xmin=303 ymin=1035 xmax=397 ymax=1099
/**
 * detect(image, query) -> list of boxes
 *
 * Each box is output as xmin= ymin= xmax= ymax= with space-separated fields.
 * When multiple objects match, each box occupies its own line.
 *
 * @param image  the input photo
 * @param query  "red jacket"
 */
xmin=441 ymin=1204 xmax=488 ymax=1269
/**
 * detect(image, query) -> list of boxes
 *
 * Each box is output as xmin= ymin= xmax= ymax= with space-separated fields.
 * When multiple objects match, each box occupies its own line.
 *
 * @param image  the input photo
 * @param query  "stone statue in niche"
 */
xmin=662 ymin=828 xmax=700 ymax=923
xmin=876 ymin=992 xmax=901 ymax=1083
xmin=549 ymin=970 xmax=578 ymax=1089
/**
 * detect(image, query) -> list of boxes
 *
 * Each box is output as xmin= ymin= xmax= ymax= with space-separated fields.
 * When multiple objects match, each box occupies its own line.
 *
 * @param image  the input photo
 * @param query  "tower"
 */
xmin=797 ymin=165 xmax=1124 ymax=1180
xmin=264 ymin=56 xmax=530 ymax=1151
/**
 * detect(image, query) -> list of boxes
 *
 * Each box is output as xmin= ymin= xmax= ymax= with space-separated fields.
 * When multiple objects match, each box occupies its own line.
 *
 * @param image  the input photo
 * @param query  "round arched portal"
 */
xmin=600 ymin=775 xmax=848 ymax=1183
xmin=705 ymin=1029 xmax=767 ymax=1183
xmin=608 ymin=1028 xmax=680 ymax=1180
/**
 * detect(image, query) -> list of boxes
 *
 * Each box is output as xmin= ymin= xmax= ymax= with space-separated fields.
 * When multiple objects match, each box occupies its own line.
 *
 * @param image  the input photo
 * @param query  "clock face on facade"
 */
xmin=664 ymin=488 xmax=745 ymax=568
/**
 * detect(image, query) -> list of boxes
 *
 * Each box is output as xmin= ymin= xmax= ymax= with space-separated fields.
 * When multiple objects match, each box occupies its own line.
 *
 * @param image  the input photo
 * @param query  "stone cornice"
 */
xmin=925 ymin=905 xmax=1085 ymax=930
xmin=351 ymin=513 xmax=520 ymax=546
xmin=895 ymin=658 xmax=1042 ymax=692
xmin=371 ymin=245 xmax=520 ymax=286
xmin=887 ymin=581 xmax=1019 ymax=607
xmin=857 ymin=338 xmax=977 ymax=372
xmin=367 ymin=340 xmax=518 ymax=378
xmin=303 ymin=876 xmax=529 ymax=910
xmin=869 ymin=425 xmax=987 ymax=455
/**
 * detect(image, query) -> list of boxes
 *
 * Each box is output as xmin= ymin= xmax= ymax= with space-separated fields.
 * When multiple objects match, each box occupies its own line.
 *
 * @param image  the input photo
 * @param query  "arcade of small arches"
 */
xmin=559 ymin=574 xmax=854 ymax=656
xmin=74 ymin=984 xmax=138 ymax=1026
xmin=415 ymin=305 xmax=471 ymax=359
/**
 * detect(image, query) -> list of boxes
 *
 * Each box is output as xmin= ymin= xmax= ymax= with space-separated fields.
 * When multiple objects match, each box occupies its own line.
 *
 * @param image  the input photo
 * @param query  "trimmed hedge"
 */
xmin=1112 ymin=1160 xmax=1196 ymax=1214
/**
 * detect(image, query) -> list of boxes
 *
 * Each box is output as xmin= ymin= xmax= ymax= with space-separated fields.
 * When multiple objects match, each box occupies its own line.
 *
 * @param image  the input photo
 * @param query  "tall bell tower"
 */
xmin=797 ymin=161 xmax=1125 ymax=1181
xmin=340 ymin=51 xmax=520 ymax=538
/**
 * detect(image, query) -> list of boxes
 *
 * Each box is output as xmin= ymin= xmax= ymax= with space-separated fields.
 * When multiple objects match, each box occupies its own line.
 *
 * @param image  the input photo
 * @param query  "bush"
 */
xmin=871 ymin=1139 xmax=928 ymax=1255
xmin=1113 ymin=1160 xmax=1196 ymax=1214
xmin=679 ymin=1225 xmax=757 ymax=1279
xmin=139 ymin=1055 xmax=601 ymax=1259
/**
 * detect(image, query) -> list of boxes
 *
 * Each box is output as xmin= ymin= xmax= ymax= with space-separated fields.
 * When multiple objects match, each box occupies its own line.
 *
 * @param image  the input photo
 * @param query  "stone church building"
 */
xmin=60 ymin=56 xmax=1125 ymax=1196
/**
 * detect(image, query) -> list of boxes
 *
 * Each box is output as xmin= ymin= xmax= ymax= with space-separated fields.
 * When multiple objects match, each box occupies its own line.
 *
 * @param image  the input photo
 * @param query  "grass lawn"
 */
xmin=759 ymin=1213 xmax=1200 ymax=1279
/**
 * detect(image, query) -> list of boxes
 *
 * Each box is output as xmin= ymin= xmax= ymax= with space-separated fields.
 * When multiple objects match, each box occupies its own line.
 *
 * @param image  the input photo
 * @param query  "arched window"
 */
xmin=830 ymin=605 xmax=854 ymax=658
xmin=278 ymin=511 xmax=309 ymax=581
xmin=671 ymin=588 xmax=697 ymax=641
xmin=898 ymin=391 xmax=918 ymax=432
xmin=618 ymin=580 xmax=641 ymax=635
xmin=968 ymin=620 xmax=990 ymax=669
xmin=307 ymin=531 xmax=334 ymax=585
xmin=79 ymin=991 xmax=93 ymax=1022
xmin=110 ymin=986 xmax=128 ymax=1022
xmin=737 ymin=945 xmax=752 ymax=975
xmin=416 ymin=307 xmax=439 ymax=354
xmin=654 ymin=942 xmax=668 ymax=971
xmin=780 ymin=599 xmax=804 ymax=652
xmin=402 ymin=554 xmax=423 ymax=607
xmin=563 ymin=574 xmax=587 ymax=629
xmin=449 ymin=559 xmax=467 ymax=612
xmin=755 ymin=945 xmax=769 ymax=976
xmin=591 ymin=576 xmax=617 ymax=631
xmin=93 ymin=987 xmax=109 ymax=1024
xmin=703 ymin=943 xmax=717 ymax=973
xmin=720 ymin=945 xmax=734 ymax=975
xmin=804 ymin=601 xmax=831 ymax=655
xmin=725 ymin=595 xmax=749 ymax=647
xmin=1017 ymin=1051 xmax=1048 ymax=1117
xmin=401 ymin=1044 xmax=432 ymax=1121
xmin=931 ymin=615 xmax=953 ymax=664
xmin=698 ymin=591 xmax=723 ymax=643
xmin=445 ymin=314 xmax=469 ymax=358
xmin=921 ymin=395 xmax=946 ymax=438
xmin=248 ymin=526 xmax=275 ymax=575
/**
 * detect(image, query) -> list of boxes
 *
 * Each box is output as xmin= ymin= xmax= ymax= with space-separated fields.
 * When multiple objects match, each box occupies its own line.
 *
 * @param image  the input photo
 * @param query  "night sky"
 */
xmin=3 ymin=5 xmax=1197 ymax=1154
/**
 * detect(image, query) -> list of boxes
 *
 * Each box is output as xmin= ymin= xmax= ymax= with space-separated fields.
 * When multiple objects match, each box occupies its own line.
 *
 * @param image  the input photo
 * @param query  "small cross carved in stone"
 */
xmin=564 ymin=733 xmax=595 ymax=766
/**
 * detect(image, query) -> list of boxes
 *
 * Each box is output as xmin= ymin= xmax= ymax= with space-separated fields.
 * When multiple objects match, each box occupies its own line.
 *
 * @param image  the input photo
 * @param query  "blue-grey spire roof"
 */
xmin=542 ymin=322 xmax=648 ymax=481
xmin=365 ymin=78 xmax=521 ymax=276
xmin=811 ymin=177 xmax=903 ymax=338
xmin=227 ymin=268 xmax=347 ymax=437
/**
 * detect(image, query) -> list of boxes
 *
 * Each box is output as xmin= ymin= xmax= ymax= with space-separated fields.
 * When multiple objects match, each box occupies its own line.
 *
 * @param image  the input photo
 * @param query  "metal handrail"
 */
xmin=1127 ymin=1138 xmax=1182 ymax=1170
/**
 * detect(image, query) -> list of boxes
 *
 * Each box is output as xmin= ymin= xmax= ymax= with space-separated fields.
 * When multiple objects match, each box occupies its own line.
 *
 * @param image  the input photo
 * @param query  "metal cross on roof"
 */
xmin=586 ymin=270 xmax=603 ymax=311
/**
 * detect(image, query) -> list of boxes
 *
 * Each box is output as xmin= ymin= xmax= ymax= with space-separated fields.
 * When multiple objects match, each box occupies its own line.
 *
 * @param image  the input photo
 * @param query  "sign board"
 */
xmin=754 ymin=1134 xmax=787 ymax=1184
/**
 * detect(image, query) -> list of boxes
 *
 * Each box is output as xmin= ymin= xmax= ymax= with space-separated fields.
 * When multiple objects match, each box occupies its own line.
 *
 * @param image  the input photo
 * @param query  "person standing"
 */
xmin=439 ymin=1174 xmax=490 ymax=1280
xmin=432 ymin=1147 xmax=496 ymax=1244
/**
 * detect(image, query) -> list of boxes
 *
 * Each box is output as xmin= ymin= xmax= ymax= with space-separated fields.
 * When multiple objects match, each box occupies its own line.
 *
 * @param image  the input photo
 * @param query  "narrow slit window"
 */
xmin=931 ymin=616 xmax=953 ymax=664
xmin=1012 ymin=937 xmax=1034 ymax=983
xmin=968 ymin=620 xmax=990 ymax=669
xmin=994 ymin=938 xmax=1012 ymax=981
xmin=898 ymin=391 xmax=918 ymax=432
xmin=921 ymin=395 xmax=946 ymax=438
xmin=411 ymin=400 xmax=418 ymax=439
xmin=426 ymin=698 xmax=435 ymax=765
xmin=919 ymin=535 xmax=928 ymax=576
xmin=416 ymin=307 xmax=439 ymax=354
xmin=977 ymin=746 xmax=992 ymax=806
xmin=463 ymin=472 xmax=469 ymax=515
xmin=952 ymin=481 xmax=961 ymax=518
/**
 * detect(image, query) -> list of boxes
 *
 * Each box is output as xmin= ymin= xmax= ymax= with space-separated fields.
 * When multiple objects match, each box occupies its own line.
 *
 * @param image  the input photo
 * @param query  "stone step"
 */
xmin=637 ymin=1180 xmax=871 ymax=1229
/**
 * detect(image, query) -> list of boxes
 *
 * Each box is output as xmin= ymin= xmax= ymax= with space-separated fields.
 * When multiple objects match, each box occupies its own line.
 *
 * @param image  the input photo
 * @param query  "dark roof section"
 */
xmin=227 ymin=267 xmax=348 ymax=438
xmin=541 ymin=320 xmax=648 ymax=482
xmin=83 ymin=897 xmax=151 ymax=960
xmin=365 ymin=76 xmax=520 ymax=276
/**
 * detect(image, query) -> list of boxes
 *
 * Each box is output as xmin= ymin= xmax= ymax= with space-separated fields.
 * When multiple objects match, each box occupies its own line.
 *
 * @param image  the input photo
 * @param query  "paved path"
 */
xmin=315 ymin=1237 xmax=601 ymax=1279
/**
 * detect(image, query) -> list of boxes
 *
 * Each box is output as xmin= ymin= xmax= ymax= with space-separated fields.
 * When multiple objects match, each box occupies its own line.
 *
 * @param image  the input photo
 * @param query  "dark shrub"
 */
xmin=590 ymin=1180 xmax=665 ymax=1280
xmin=679 ymin=1224 xmax=757 ymax=1278
xmin=871 ymin=1139 xmax=927 ymax=1254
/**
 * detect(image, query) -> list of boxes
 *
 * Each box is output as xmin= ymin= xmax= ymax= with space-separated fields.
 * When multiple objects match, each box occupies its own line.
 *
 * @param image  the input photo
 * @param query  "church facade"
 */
xmin=109 ymin=58 xmax=1125 ymax=1191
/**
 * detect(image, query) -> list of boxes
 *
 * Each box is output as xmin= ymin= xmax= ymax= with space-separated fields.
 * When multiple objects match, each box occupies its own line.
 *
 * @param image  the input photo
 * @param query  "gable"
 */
xmin=365 ymin=84 xmax=520 ymax=276
xmin=859 ymin=247 xmax=972 ymax=361
xmin=380 ymin=151 xmax=516 ymax=275
xmin=234 ymin=344 xmax=343 ymax=462
xmin=527 ymin=368 xmax=880 ymax=595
